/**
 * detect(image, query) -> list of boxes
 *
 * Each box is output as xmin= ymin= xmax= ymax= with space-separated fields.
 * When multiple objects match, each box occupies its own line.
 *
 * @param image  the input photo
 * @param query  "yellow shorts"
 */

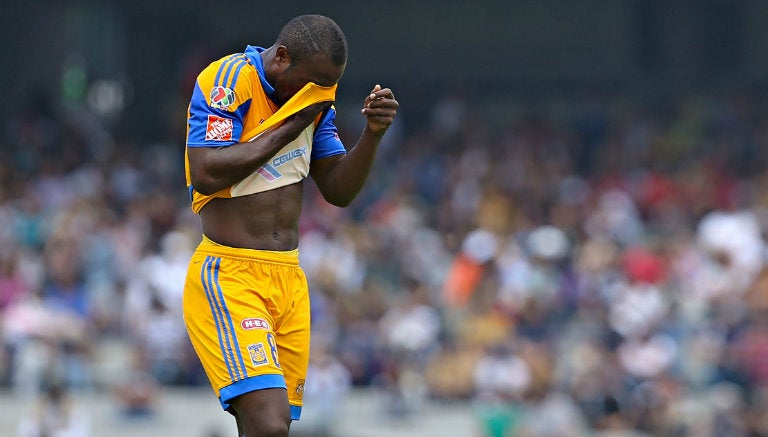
xmin=183 ymin=235 xmax=310 ymax=420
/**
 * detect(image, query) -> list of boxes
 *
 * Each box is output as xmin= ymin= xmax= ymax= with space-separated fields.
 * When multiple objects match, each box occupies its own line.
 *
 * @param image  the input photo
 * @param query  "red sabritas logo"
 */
xmin=205 ymin=115 xmax=233 ymax=141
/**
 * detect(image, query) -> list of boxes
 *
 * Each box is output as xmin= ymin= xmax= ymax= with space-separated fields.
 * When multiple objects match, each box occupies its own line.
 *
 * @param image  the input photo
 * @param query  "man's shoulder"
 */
xmin=195 ymin=53 xmax=260 ymax=111
xmin=198 ymin=53 xmax=255 ymax=86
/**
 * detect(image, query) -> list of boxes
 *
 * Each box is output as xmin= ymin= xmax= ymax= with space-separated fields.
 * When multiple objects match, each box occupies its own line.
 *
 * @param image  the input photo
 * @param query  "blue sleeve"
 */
xmin=186 ymin=82 xmax=250 ymax=147
xmin=311 ymin=107 xmax=347 ymax=160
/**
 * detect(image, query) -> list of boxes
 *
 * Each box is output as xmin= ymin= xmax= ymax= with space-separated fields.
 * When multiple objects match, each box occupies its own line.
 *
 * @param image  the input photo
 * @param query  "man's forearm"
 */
xmin=189 ymin=129 xmax=301 ymax=195
xmin=316 ymin=126 xmax=383 ymax=206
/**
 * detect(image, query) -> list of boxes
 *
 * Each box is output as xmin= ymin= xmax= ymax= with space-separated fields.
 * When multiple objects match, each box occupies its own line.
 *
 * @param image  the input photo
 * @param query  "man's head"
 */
xmin=268 ymin=15 xmax=347 ymax=105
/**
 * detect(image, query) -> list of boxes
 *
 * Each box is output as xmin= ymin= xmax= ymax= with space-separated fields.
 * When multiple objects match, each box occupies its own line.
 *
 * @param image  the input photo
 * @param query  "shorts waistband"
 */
xmin=196 ymin=235 xmax=299 ymax=266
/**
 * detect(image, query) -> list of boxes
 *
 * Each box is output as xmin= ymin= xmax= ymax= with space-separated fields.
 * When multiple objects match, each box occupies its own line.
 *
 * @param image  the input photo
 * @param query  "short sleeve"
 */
xmin=311 ymin=106 xmax=347 ymax=160
xmin=186 ymin=55 xmax=253 ymax=147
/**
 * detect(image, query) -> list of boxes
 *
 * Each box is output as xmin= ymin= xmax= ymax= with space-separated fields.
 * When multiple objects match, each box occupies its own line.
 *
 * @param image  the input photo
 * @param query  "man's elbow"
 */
xmin=190 ymin=174 xmax=220 ymax=196
xmin=323 ymin=193 xmax=354 ymax=208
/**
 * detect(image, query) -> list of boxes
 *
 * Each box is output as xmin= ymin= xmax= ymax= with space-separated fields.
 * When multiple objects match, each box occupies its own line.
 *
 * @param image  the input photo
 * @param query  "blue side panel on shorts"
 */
xmin=211 ymin=257 xmax=249 ymax=379
xmin=201 ymin=256 xmax=236 ymax=382
xmin=203 ymin=256 xmax=245 ymax=381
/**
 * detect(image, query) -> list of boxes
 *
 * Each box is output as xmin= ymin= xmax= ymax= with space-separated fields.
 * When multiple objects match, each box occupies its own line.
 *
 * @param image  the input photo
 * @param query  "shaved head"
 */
xmin=276 ymin=15 xmax=347 ymax=67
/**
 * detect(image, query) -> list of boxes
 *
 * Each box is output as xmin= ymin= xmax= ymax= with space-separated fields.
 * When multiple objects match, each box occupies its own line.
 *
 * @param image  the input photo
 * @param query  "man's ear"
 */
xmin=275 ymin=45 xmax=291 ymax=67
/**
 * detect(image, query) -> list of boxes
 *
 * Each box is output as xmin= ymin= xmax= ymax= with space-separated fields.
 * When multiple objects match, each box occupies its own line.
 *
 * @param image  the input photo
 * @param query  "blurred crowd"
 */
xmin=3 ymin=89 xmax=768 ymax=437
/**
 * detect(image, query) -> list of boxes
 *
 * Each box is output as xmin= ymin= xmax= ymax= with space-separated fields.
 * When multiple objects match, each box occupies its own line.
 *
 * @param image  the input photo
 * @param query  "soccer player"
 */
xmin=181 ymin=14 xmax=398 ymax=437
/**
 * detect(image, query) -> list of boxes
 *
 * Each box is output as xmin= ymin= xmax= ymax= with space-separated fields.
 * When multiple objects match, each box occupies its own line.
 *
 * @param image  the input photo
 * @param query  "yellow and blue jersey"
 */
xmin=184 ymin=45 xmax=346 ymax=213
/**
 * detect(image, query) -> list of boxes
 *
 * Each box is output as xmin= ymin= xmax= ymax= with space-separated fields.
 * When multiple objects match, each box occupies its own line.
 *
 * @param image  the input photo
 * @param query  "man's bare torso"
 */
xmin=199 ymin=182 xmax=303 ymax=251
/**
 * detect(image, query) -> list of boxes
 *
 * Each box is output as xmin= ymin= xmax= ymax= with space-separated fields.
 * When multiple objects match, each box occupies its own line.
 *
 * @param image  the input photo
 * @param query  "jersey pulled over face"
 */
xmin=184 ymin=46 xmax=347 ymax=214
xmin=271 ymin=52 xmax=346 ymax=106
